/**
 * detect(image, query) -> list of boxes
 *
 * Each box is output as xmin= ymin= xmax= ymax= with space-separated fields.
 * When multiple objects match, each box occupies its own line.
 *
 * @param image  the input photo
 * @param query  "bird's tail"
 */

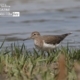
xmin=62 ymin=33 xmax=71 ymax=38
xmin=60 ymin=33 xmax=72 ymax=41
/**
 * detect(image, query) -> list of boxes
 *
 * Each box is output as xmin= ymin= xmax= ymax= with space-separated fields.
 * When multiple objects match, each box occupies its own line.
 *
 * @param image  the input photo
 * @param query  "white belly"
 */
xmin=34 ymin=40 xmax=59 ymax=50
xmin=43 ymin=42 xmax=59 ymax=49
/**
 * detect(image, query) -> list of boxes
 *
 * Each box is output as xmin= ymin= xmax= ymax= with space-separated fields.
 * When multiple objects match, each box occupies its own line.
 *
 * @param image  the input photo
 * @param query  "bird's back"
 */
xmin=42 ymin=33 xmax=71 ymax=45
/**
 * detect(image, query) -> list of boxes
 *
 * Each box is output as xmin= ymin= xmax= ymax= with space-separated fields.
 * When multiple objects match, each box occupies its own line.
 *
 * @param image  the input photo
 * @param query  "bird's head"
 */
xmin=31 ymin=31 xmax=40 ymax=39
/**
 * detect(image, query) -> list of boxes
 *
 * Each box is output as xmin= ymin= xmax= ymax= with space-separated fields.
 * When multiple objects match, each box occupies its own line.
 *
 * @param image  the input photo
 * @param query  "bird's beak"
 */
xmin=27 ymin=37 xmax=32 ymax=40
xmin=23 ymin=37 xmax=32 ymax=41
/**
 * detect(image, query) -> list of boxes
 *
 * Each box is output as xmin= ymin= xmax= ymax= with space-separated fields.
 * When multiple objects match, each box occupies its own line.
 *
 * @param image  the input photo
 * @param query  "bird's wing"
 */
xmin=42 ymin=35 xmax=61 ymax=44
xmin=42 ymin=33 xmax=71 ymax=44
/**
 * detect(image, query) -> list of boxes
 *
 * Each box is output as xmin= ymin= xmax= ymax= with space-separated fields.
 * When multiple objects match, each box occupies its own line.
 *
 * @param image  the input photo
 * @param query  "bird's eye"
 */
xmin=33 ymin=34 xmax=36 ymax=35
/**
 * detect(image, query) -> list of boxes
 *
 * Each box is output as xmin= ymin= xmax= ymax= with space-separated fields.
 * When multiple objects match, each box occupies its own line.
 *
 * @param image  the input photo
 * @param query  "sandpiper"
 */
xmin=26 ymin=31 xmax=71 ymax=51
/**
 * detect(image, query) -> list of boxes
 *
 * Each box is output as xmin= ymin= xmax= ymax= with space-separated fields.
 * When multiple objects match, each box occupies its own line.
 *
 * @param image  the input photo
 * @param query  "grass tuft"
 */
xmin=0 ymin=42 xmax=79 ymax=80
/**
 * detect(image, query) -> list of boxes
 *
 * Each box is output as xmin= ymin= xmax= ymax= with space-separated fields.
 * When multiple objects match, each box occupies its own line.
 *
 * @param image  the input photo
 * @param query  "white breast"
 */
xmin=34 ymin=40 xmax=42 ymax=49
xmin=43 ymin=41 xmax=59 ymax=49
xmin=34 ymin=40 xmax=38 ymax=45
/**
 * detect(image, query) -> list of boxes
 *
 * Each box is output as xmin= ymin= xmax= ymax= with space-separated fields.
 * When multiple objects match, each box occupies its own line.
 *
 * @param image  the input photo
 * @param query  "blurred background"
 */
xmin=0 ymin=0 xmax=80 ymax=49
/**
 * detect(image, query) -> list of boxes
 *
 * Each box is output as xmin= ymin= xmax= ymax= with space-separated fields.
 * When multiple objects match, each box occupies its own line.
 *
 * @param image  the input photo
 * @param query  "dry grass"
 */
xmin=74 ymin=61 xmax=80 ymax=80
xmin=56 ymin=53 xmax=67 ymax=80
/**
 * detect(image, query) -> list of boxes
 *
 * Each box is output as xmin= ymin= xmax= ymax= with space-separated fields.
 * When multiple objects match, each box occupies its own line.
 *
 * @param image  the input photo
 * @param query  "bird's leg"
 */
xmin=53 ymin=49 xmax=56 ymax=53
xmin=48 ymin=49 xmax=56 ymax=56
xmin=47 ymin=51 xmax=50 ymax=57
xmin=46 ymin=49 xmax=52 ymax=57
xmin=39 ymin=50 xmax=44 ymax=57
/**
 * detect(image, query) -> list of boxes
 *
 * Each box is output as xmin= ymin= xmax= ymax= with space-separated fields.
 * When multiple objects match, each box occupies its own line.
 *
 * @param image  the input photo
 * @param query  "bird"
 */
xmin=25 ymin=31 xmax=71 ymax=51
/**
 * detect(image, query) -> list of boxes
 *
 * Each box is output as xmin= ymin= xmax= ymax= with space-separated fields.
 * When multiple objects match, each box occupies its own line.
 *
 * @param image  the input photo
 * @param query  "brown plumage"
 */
xmin=25 ymin=31 xmax=71 ymax=50
xmin=42 ymin=33 xmax=71 ymax=45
